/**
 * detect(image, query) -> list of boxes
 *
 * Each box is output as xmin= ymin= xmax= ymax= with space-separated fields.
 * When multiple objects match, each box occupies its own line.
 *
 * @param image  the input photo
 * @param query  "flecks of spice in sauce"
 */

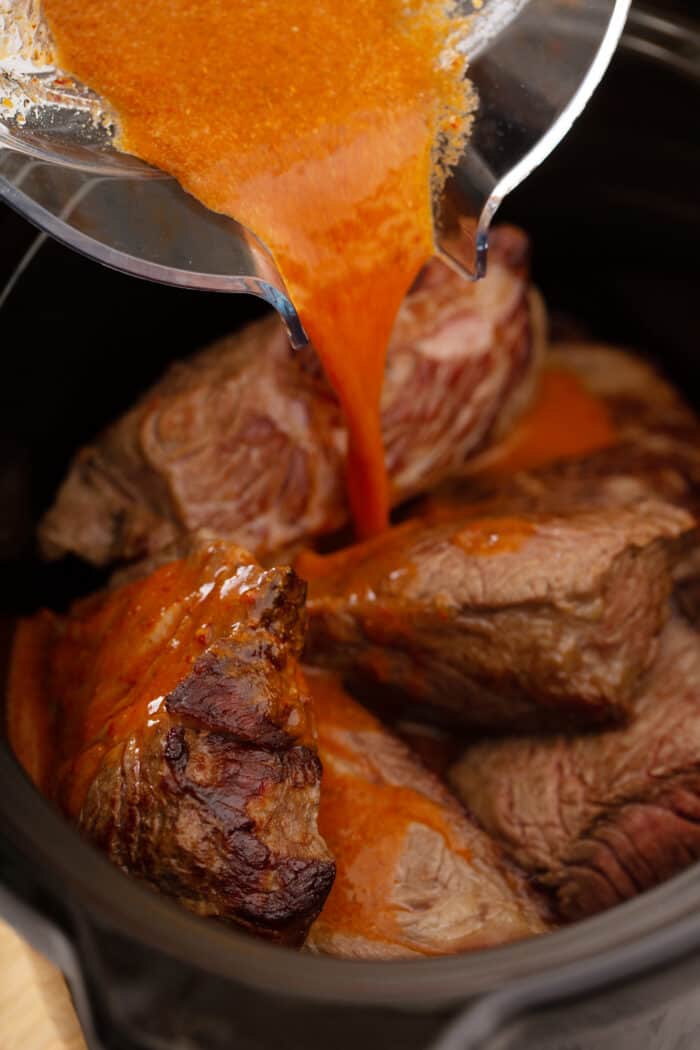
xmin=41 ymin=0 xmax=474 ymax=538
xmin=308 ymin=671 xmax=471 ymax=951
xmin=468 ymin=367 xmax=616 ymax=477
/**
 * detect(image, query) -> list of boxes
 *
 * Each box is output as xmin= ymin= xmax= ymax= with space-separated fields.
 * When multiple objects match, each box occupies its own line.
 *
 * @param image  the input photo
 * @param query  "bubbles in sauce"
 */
xmin=42 ymin=0 xmax=475 ymax=538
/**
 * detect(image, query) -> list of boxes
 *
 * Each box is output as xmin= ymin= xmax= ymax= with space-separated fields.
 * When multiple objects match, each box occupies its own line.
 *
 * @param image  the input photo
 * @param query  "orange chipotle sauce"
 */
xmin=296 ymin=366 xmax=614 ymax=581
xmin=467 ymin=366 xmax=616 ymax=477
xmin=308 ymin=670 xmax=472 ymax=952
xmin=451 ymin=515 xmax=535 ymax=555
xmin=7 ymin=546 xmax=316 ymax=817
xmin=6 ymin=612 xmax=58 ymax=793
xmin=42 ymin=0 xmax=473 ymax=538
xmin=296 ymin=510 xmax=536 ymax=607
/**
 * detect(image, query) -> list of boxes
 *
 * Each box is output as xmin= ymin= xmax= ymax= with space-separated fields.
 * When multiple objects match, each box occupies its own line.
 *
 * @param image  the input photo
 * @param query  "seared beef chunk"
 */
xmin=534 ymin=345 xmax=700 ymax=597
xmin=463 ymin=343 xmax=700 ymax=499
xmin=303 ymin=500 xmax=693 ymax=730
xmin=450 ymin=619 xmax=700 ymax=921
xmin=547 ymin=343 xmax=700 ymax=492
xmin=39 ymin=227 xmax=542 ymax=567
xmin=7 ymin=542 xmax=334 ymax=945
xmin=457 ymin=344 xmax=700 ymax=562
xmin=442 ymin=343 xmax=700 ymax=620
xmin=305 ymin=672 xmax=549 ymax=958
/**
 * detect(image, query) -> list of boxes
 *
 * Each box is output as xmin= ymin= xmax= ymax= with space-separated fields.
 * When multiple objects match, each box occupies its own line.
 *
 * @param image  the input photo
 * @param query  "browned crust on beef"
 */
xmin=15 ymin=542 xmax=334 ymax=945
xmin=82 ymin=718 xmax=333 ymax=943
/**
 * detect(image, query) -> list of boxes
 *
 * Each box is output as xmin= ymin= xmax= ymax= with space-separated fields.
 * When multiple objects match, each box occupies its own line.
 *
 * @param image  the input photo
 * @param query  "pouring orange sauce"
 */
xmin=42 ymin=0 xmax=473 ymax=537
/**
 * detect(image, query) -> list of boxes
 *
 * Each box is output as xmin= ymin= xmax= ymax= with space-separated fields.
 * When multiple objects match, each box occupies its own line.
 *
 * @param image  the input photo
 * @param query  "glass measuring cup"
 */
xmin=0 ymin=0 xmax=630 ymax=344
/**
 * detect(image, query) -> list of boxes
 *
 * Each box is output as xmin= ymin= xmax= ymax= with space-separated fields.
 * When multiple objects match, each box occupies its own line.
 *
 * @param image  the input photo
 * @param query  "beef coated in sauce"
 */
xmin=456 ymin=342 xmax=700 ymax=618
xmin=306 ymin=671 xmax=549 ymax=958
xmin=7 ymin=541 xmax=334 ymax=945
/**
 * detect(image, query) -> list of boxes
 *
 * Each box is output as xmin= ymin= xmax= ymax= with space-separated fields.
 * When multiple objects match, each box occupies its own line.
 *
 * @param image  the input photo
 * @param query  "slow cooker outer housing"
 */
xmin=1 ymin=6 xmax=700 ymax=1048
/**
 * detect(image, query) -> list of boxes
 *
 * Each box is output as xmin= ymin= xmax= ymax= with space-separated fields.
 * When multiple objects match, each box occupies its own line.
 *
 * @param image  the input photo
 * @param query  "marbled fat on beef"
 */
xmin=39 ymin=227 xmax=542 ymax=566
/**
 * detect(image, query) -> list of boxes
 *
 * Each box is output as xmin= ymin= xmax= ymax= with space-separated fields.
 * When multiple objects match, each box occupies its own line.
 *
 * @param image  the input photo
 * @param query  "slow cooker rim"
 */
xmin=0 ymin=0 xmax=699 ymax=1015
xmin=6 ymin=737 xmax=700 ymax=1010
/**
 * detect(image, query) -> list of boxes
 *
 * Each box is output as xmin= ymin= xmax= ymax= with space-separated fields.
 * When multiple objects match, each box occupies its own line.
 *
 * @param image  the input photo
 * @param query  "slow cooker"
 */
xmin=0 ymin=5 xmax=699 ymax=1048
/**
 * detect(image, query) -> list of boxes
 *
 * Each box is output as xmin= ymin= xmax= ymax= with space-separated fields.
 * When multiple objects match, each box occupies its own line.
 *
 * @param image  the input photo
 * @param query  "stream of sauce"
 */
xmin=42 ymin=0 xmax=473 ymax=537
xmin=295 ymin=366 xmax=616 ymax=579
